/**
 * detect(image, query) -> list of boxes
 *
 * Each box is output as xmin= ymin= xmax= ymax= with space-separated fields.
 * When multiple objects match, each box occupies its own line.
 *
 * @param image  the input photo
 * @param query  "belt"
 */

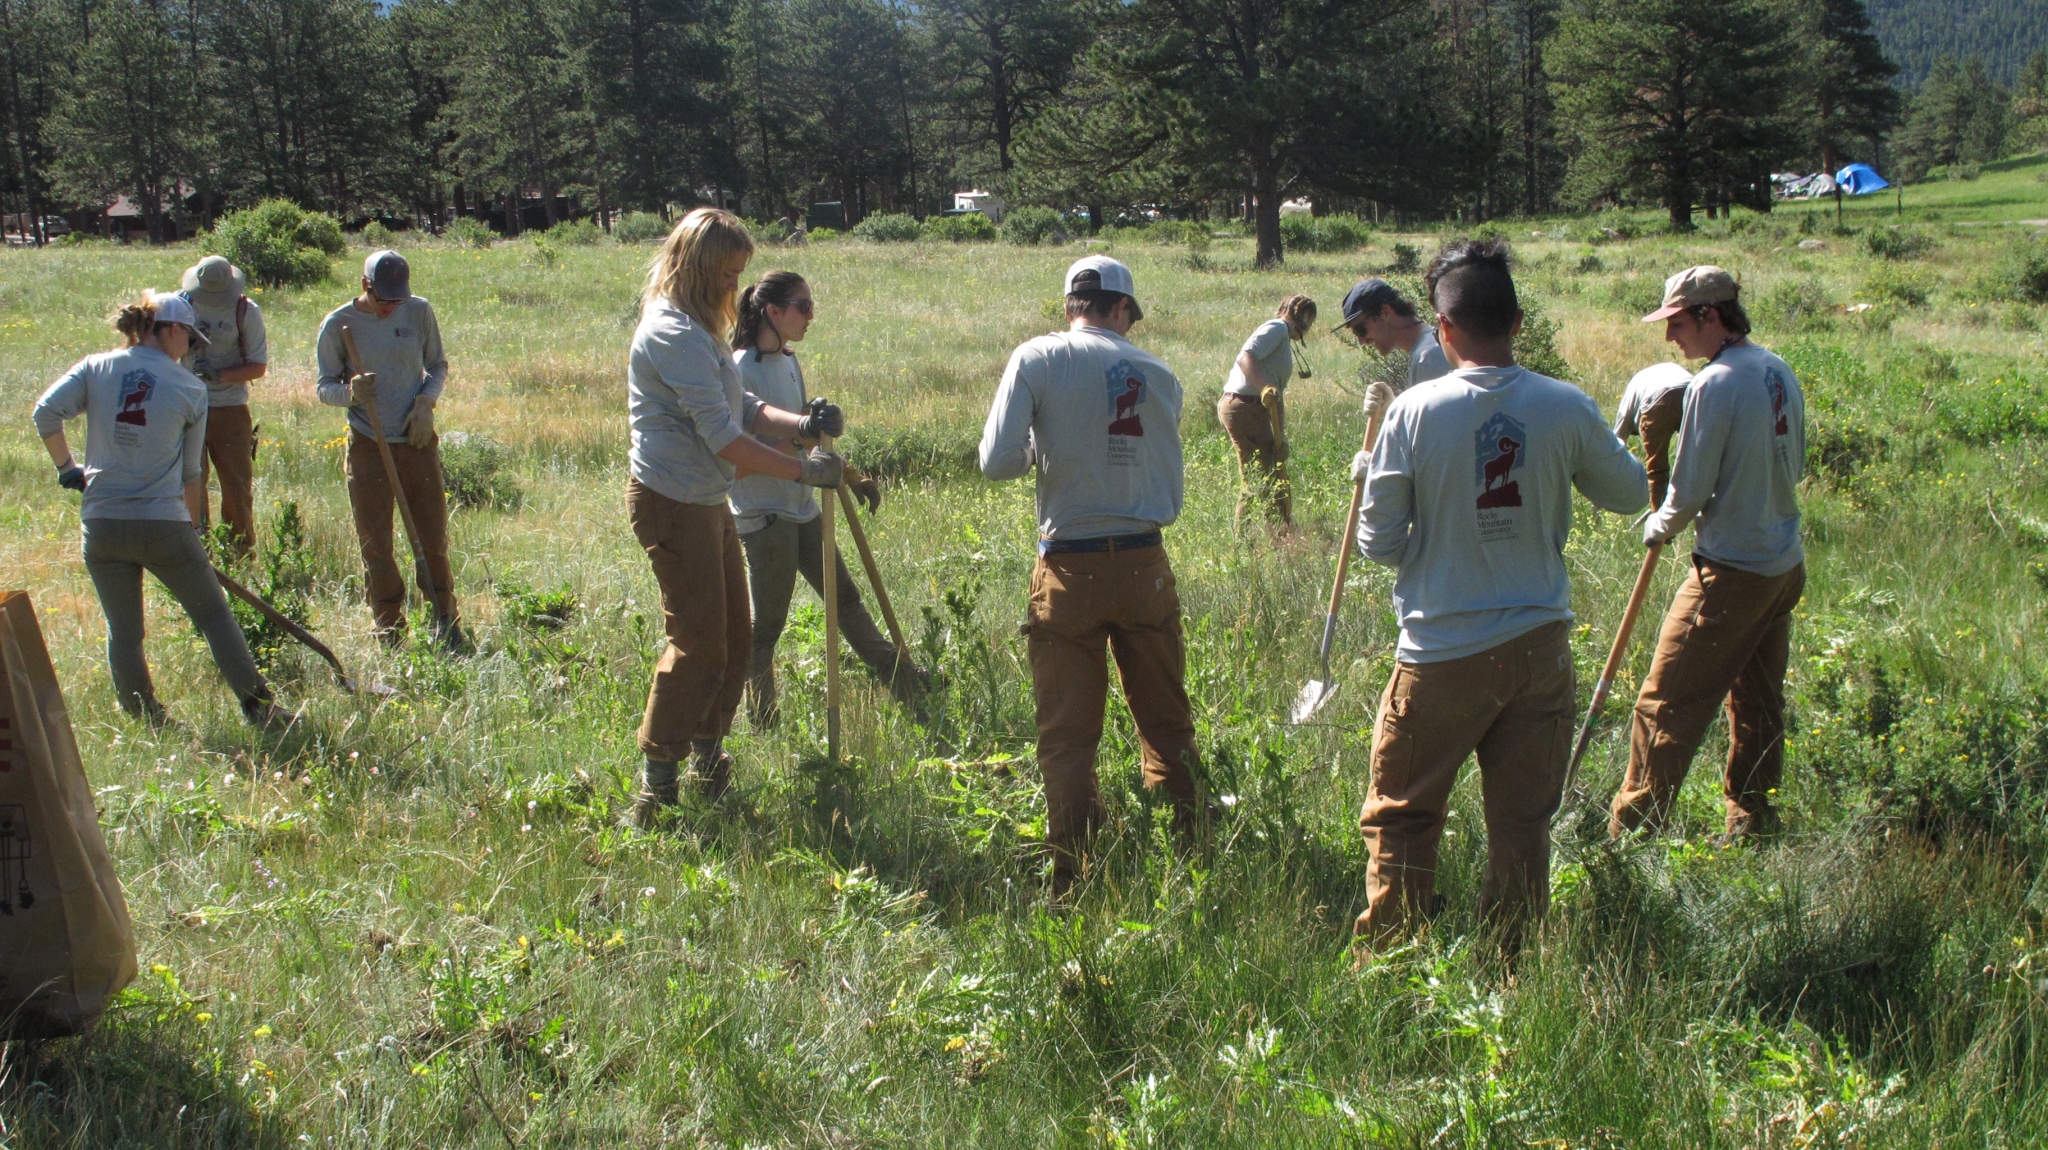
xmin=1224 ymin=392 xmax=1262 ymax=403
xmin=1039 ymin=530 xmax=1162 ymax=555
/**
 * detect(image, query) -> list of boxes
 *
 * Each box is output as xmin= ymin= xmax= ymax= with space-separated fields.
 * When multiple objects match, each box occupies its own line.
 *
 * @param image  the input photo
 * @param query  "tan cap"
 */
xmin=1642 ymin=265 xmax=1739 ymax=322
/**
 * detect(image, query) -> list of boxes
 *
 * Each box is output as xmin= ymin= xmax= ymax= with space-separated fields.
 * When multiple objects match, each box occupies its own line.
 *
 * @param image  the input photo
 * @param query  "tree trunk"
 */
xmin=1252 ymin=162 xmax=1282 ymax=268
xmin=1088 ymin=204 xmax=1101 ymax=234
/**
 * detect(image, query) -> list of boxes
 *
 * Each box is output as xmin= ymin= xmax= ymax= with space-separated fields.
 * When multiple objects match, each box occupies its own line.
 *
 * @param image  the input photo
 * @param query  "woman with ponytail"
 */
xmin=728 ymin=271 xmax=930 ymax=729
xmin=1217 ymin=293 xmax=1316 ymax=530
xmin=31 ymin=292 xmax=291 ymax=728
xmin=624 ymin=209 xmax=849 ymax=827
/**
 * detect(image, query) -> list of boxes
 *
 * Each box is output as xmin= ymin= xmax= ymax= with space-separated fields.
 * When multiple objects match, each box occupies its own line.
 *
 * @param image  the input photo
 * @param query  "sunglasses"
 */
xmin=783 ymin=297 xmax=814 ymax=316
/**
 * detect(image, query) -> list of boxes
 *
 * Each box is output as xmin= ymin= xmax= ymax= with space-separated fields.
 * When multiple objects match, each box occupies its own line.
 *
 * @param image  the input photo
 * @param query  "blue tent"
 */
xmin=1834 ymin=163 xmax=1890 ymax=195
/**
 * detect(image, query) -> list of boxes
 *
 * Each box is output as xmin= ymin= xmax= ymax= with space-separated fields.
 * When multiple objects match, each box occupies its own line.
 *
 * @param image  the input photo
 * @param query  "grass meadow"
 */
xmin=3 ymin=172 xmax=2048 ymax=1145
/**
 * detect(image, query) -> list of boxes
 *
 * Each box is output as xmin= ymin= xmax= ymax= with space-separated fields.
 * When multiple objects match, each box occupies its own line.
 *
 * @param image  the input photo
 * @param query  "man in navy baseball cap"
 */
xmin=364 ymin=249 xmax=411 ymax=303
xmin=1334 ymin=276 xmax=1451 ymax=392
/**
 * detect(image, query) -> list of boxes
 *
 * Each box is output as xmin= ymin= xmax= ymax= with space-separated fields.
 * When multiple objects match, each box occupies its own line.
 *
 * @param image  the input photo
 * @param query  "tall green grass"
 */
xmin=0 ymin=219 xmax=2045 ymax=1146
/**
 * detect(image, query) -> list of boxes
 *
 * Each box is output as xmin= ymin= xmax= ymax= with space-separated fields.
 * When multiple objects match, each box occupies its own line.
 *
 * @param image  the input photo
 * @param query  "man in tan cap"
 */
xmin=1609 ymin=266 xmax=1806 ymax=843
xmin=179 ymin=255 xmax=268 ymax=556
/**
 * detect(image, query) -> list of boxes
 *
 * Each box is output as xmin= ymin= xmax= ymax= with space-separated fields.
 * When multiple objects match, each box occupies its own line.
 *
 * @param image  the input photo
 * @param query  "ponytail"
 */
xmin=113 ymin=294 xmax=160 ymax=346
xmin=732 ymin=269 xmax=808 ymax=353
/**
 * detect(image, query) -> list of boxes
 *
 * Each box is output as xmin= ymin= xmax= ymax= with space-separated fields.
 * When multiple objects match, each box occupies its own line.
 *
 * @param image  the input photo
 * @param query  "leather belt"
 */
xmin=1038 ymin=530 xmax=1163 ymax=556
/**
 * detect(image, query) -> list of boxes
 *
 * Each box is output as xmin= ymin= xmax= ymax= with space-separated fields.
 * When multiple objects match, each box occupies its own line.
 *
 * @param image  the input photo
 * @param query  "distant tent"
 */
xmin=1834 ymin=163 xmax=1889 ymax=195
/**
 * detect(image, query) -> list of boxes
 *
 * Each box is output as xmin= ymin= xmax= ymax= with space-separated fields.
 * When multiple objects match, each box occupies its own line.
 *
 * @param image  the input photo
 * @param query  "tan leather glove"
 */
xmin=402 ymin=396 xmax=437 ymax=449
xmin=349 ymin=372 xmax=378 ymax=406
xmin=844 ymin=465 xmax=882 ymax=513
xmin=1362 ymin=381 xmax=1396 ymax=424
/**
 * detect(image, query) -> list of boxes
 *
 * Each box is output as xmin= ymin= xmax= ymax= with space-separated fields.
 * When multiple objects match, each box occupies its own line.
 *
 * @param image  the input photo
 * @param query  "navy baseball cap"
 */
xmin=364 ymin=250 xmax=410 ymax=302
xmin=1335 ymin=278 xmax=1406 ymax=330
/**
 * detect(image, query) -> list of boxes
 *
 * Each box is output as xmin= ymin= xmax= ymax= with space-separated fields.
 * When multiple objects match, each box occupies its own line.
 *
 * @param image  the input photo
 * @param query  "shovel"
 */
xmin=837 ymin=475 xmax=911 ymax=664
xmin=819 ymin=428 xmax=842 ymax=763
xmin=1561 ymin=541 xmax=1664 ymax=798
xmin=213 ymin=567 xmax=394 ymax=696
xmin=1289 ymin=406 xmax=1388 ymax=724
xmin=339 ymin=326 xmax=455 ymax=634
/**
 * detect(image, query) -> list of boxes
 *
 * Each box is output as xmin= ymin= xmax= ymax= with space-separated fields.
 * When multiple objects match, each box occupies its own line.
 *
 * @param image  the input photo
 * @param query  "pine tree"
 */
xmin=1548 ymin=0 xmax=1801 ymax=229
xmin=928 ymin=0 xmax=1084 ymax=180
xmin=1892 ymin=55 xmax=2009 ymax=181
xmin=50 ymin=0 xmax=205 ymax=242
xmin=1793 ymin=0 xmax=1899 ymax=173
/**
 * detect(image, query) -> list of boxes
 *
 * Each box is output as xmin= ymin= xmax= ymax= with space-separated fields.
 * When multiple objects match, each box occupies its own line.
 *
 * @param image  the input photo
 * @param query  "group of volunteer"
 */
xmin=31 ymin=207 xmax=1804 ymax=955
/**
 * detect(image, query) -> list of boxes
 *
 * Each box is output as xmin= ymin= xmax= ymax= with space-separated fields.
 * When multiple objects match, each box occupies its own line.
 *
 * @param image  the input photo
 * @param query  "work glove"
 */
xmin=1643 ymin=519 xmax=1672 ymax=549
xmin=798 ymin=397 xmax=846 ymax=440
xmin=349 ymin=371 xmax=378 ymax=407
xmin=797 ymin=447 xmax=845 ymax=488
xmin=1350 ymin=451 xmax=1371 ymax=484
xmin=844 ymin=466 xmax=882 ymax=514
xmin=56 ymin=462 xmax=85 ymax=492
xmin=402 ymin=395 xmax=437 ymax=449
xmin=1362 ymin=381 xmax=1396 ymax=423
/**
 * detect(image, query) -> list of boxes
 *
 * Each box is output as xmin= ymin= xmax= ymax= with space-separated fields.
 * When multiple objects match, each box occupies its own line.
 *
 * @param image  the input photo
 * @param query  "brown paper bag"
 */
xmin=0 ymin=590 xmax=137 ymax=1037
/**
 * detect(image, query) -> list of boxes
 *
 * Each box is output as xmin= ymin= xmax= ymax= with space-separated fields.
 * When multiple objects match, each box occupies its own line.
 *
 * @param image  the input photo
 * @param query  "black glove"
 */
xmin=56 ymin=462 xmax=85 ymax=492
xmin=798 ymin=397 xmax=846 ymax=439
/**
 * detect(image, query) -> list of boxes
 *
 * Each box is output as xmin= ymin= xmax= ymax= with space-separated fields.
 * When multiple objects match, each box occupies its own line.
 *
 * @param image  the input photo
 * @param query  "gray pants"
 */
xmin=82 ymin=518 xmax=267 ymax=715
xmin=739 ymin=513 xmax=918 ymax=727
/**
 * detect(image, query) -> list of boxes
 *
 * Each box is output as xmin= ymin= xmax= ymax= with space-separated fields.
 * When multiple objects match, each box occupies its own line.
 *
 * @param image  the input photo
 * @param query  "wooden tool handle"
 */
xmin=341 ymin=324 xmax=447 ymax=618
xmin=1564 ymin=541 xmax=1665 ymax=789
xmin=1322 ymin=407 xmax=1388 ymax=625
xmin=214 ymin=566 xmax=350 ymax=682
xmin=840 ymin=493 xmax=910 ymax=660
xmin=820 ymin=433 xmax=842 ymax=761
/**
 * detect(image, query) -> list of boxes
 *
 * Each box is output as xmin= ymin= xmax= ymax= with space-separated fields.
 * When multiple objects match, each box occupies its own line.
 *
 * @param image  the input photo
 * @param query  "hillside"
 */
xmin=1868 ymin=0 xmax=2048 ymax=85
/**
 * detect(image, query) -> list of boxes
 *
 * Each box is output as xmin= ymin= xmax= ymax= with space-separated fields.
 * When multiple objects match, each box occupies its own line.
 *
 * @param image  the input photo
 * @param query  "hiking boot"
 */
xmin=625 ymin=759 xmax=680 ymax=829
xmin=242 ymin=695 xmax=302 ymax=732
xmin=689 ymin=751 xmax=734 ymax=802
xmin=1712 ymin=804 xmax=1782 ymax=848
xmin=372 ymin=625 xmax=406 ymax=650
xmin=433 ymin=617 xmax=474 ymax=656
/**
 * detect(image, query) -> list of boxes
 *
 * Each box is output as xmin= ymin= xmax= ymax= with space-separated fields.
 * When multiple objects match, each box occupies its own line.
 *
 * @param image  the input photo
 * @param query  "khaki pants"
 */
xmin=1636 ymin=388 xmax=1685 ymax=509
xmin=630 ymin=480 xmax=751 ymax=761
xmin=1357 ymin=621 xmax=1574 ymax=951
xmin=1026 ymin=545 xmax=1200 ymax=885
xmin=200 ymin=403 xmax=256 ymax=557
xmin=346 ymin=432 xmax=458 ymax=631
xmin=1609 ymin=557 xmax=1805 ymax=836
xmin=1217 ymin=394 xmax=1290 ymax=529
xmin=82 ymin=518 xmax=268 ymax=714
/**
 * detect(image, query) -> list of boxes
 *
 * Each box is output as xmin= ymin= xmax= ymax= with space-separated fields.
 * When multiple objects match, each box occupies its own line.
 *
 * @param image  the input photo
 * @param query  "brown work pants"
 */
xmin=1609 ymin=557 xmax=1805 ymax=836
xmin=630 ymin=479 xmax=751 ymax=762
xmin=1637 ymin=388 xmax=1685 ymax=510
xmin=1356 ymin=621 xmax=1575 ymax=952
xmin=345 ymin=432 xmax=458 ymax=632
xmin=201 ymin=403 xmax=257 ymax=557
xmin=1026 ymin=545 xmax=1201 ymax=886
xmin=1217 ymin=394 xmax=1291 ymax=529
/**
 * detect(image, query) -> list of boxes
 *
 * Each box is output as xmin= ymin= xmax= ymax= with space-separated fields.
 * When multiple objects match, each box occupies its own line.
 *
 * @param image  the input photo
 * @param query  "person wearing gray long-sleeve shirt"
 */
xmin=1350 ymin=240 xmax=1646 ymax=960
xmin=32 ymin=292 xmax=282 ymax=727
xmin=313 ymin=250 xmax=465 ymax=644
xmin=979 ymin=255 xmax=1201 ymax=897
xmin=1613 ymin=266 xmax=1807 ymax=843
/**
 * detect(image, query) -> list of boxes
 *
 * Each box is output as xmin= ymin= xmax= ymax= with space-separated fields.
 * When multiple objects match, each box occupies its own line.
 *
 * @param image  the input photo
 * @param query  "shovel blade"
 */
xmin=1289 ymin=679 xmax=1337 ymax=725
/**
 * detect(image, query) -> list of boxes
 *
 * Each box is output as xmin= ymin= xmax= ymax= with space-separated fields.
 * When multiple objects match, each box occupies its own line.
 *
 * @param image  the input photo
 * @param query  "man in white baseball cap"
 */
xmin=179 ymin=255 xmax=268 ymax=556
xmin=1610 ymin=266 xmax=1806 ymax=843
xmin=979 ymin=254 xmax=1203 ymax=896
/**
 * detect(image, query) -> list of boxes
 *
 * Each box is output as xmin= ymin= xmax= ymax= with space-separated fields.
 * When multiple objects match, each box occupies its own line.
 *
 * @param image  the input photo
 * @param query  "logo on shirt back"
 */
xmin=1766 ymin=369 xmax=1789 ymax=435
xmin=115 ymin=370 xmax=155 ymax=427
xmin=1474 ymin=412 xmax=1527 ymax=511
xmin=1106 ymin=359 xmax=1146 ymax=444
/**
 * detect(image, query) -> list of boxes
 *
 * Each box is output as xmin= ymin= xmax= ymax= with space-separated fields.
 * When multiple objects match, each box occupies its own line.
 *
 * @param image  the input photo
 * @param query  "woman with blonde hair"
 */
xmin=625 ymin=207 xmax=848 ymax=825
xmin=1217 ymin=293 xmax=1315 ymax=529
xmin=31 ymin=292 xmax=291 ymax=728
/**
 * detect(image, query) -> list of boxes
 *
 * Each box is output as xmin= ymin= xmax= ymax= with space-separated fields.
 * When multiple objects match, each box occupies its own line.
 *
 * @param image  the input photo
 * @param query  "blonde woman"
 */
xmin=625 ymin=208 xmax=847 ymax=825
xmin=32 ymin=292 xmax=291 ymax=728
xmin=1217 ymin=294 xmax=1315 ymax=529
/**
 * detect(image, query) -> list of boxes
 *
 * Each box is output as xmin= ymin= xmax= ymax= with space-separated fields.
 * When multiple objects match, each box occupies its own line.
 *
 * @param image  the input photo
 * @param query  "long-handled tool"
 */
xmin=213 ymin=567 xmax=394 ymax=696
xmin=339 ymin=326 xmax=452 ymax=628
xmin=1289 ymin=406 xmax=1388 ymax=724
xmin=819 ymin=431 xmax=843 ymax=763
xmin=837 ymin=484 xmax=911 ymax=664
xmin=1562 ymin=542 xmax=1665 ymax=796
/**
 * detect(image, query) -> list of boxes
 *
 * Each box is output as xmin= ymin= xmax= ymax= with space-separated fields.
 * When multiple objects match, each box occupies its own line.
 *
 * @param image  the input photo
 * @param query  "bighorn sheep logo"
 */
xmin=1473 ymin=412 xmax=1528 ymax=510
xmin=1105 ymin=359 xmax=1146 ymax=437
xmin=115 ymin=370 xmax=155 ymax=426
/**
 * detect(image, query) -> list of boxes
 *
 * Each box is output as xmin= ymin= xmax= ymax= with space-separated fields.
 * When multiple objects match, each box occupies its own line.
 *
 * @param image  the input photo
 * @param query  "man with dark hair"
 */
xmin=1350 ymin=239 xmax=1647 ymax=955
xmin=980 ymin=255 xmax=1202 ymax=896
xmin=1334 ymin=277 xmax=1453 ymax=391
xmin=1610 ymin=266 xmax=1806 ymax=843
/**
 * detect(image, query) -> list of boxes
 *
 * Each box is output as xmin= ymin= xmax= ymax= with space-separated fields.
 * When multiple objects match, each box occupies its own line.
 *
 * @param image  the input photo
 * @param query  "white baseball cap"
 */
xmin=149 ymin=291 xmax=211 ymax=347
xmin=1063 ymin=255 xmax=1143 ymax=321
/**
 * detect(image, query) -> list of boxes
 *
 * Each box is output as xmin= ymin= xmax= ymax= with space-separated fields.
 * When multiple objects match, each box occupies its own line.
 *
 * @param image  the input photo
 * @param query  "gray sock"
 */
xmin=643 ymin=758 xmax=679 ymax=788
xmin=689 ymin=738 xmax=723 ymax=763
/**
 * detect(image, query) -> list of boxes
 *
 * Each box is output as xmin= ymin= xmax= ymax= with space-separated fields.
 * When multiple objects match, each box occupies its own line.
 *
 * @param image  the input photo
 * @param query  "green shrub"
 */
xmin=747 ymin=217 xmax=793 ymax=244
xmin=1988 ymin=239 xmax=2048 ymax=303
xmin=1865 ymin=226 xmax=1934 ymax=261
xmin=1757 ymin=277 xmax=1835 ymax=330
xmin=922 ymin=213 xmax=998 ymax=243
xmin=497 ymin=579 xmax=578 ymax=630
xmin=1862 ymin=266 xmax=1930 ymax=308
xmin=360 ymin=220 xmax=397 ymax=249
xmin=1932 ymin=374 xmax=2048 ymax=443
xmin=1388 ymin=242 xmax=1420 ymax=273
xmin=1001 ymin=206 xmax=1067 ymax=246
xmin=439 ymin=432 xmax=523 ymax=511
xmin=853 ymin=213 xmax=923 ymax=242
xmin=1605 ymin=274 xmax=1666 ymax=319
xmin=444 ymin=216 xmax=496 ymax=248
xmin=208 ymin=501 xmax=317 ymax=669
xmin=612 ymin=212 xmax=669 ymax=244
xmin=547 ymin=219 xmax=605 ymax=246
xmin=205 ymin=199 xmax=345 ymax=288
xmin=1513 ymin=300 xmax=1572 ymax=380
xmin=808 ymin=226 xmax=839 ymax=241
xmin=1278 ymin=213 xmax=1370 ymax=252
